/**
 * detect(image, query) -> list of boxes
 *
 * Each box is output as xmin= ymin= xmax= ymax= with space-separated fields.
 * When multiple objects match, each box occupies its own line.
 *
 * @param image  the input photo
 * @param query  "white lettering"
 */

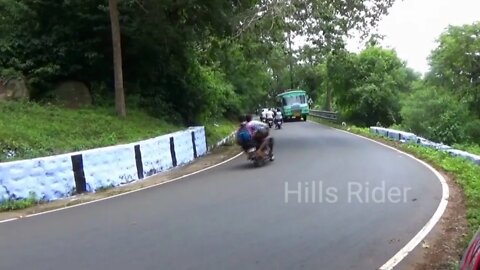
xmin=285 ymin=182 xmax=302 ymax=203
xmin=348 ymin=182 xmax=363 ymax=203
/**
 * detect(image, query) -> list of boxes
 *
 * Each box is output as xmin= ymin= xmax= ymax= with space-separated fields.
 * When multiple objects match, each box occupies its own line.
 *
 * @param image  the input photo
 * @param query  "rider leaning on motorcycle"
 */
xmin=275 ymin=108 xmax=282 ymax=122
xmin=265 ymin=109 xmax=274 ymax=122
xmin=237 ymin=114 xmax=274 ymax=160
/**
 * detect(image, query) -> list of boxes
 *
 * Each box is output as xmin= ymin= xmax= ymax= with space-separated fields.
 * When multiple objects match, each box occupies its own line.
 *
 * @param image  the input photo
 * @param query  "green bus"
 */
xmin=276 ymin=90 xmax=310 ymax=121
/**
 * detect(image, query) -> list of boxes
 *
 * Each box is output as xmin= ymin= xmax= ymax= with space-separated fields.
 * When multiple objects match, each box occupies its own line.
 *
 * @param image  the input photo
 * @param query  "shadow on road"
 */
xmin=229 ymin=160 xmax=275 ymax=171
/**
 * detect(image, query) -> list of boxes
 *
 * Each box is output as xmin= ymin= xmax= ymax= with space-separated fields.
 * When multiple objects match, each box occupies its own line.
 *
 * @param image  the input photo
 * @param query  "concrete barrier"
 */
xmin=370 ymin=127 xmax=479 ymax=166
xmin=0 ymin=126 xmax=209 ymax=202
xmin=0 ymin=154 xmax=76 ymax=201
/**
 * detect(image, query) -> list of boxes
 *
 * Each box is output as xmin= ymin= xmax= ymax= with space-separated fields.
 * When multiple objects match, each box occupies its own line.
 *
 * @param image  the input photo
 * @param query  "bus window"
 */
xmin=282 ymin=95 xmax=307 ymax=105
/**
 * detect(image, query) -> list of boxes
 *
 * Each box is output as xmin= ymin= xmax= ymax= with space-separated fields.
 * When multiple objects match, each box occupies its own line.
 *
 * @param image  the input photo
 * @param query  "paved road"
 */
xmin=0 ymin=122 xmax=442 ymax=270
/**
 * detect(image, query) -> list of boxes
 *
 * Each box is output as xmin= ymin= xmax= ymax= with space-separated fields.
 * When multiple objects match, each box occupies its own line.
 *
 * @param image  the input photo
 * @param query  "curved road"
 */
xmin=0 ymin=122 xmax=442 ymax=270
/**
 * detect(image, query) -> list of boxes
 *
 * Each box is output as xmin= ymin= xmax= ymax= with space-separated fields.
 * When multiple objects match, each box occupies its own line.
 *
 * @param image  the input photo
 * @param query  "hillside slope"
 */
xmin=1 ymin=101 xmax=236 ymax=162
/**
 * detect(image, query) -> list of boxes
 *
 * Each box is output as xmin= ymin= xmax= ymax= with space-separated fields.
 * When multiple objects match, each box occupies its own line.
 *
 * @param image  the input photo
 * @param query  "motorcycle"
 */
xmin=275 ymin=118 xmax=283 ymax=129
xmin=266 ymin=118 xmax=274 ymax=128
xmin=245 ymin=145 xmax=274 ymax=167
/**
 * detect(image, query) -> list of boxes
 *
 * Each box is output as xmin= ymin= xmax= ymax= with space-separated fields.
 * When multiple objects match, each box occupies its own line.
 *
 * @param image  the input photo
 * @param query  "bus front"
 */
xmin=277 ymin=90 xmax=309 ymax=121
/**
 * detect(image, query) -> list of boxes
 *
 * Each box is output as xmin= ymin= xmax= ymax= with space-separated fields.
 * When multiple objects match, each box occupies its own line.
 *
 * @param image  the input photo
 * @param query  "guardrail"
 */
xmin=310 ymin=110 xmax=338 ymax=121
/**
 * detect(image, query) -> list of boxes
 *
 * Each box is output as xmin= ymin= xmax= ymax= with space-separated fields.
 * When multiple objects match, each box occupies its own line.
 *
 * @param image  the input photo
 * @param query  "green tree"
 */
xmin=401 ymin=83 xmax=471 ymax=144
xmin=427 ymin=22 xmax=480 ymax=117
xmin=330 ymin=46 xmax=414 ymax=126
xmin=0 ymin=0 xmax=398 ymax=124
xmin=236 ymin=0 xmax=396 ymax=52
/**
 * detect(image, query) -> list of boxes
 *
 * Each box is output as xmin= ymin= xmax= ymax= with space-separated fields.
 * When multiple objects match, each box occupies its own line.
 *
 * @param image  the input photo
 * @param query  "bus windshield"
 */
xmin=282 ymin=95 xmax=306 ymax=106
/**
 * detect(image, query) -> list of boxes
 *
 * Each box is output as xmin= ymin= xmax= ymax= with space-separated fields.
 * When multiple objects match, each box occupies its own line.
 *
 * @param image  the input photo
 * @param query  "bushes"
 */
xmin=327 ymin=46 xmax=414 ymax=126
xmin=193 ymin=63 xmax=240 ymax=123
xmin=0 ymin=192 xmax=38 ymax=211
xmin=400 ymin=85 xmax=476 ymax=145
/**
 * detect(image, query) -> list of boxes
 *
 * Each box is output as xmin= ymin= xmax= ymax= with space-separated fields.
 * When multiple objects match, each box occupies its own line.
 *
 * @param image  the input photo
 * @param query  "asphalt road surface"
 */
xmin=0 ymin=121 xmax=442 ymax=270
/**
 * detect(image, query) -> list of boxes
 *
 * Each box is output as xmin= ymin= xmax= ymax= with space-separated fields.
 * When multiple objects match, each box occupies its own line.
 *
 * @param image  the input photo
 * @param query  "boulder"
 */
xmin=51 ymin=81 xmax=92 ymax=109
xmin=0 ymin=77 xmax=30 ymax=101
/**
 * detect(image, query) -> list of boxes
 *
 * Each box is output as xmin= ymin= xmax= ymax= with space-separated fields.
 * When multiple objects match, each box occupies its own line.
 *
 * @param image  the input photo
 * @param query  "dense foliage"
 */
xmin=295 ymin=22 xmax=480 ymax=146
xmin=0 ymin=0 xmax=478 ymax=146
xmin=0 ymin=0 xmax=394 ymax=125
xmin=401 ymin=22 xmax=480 ymax=144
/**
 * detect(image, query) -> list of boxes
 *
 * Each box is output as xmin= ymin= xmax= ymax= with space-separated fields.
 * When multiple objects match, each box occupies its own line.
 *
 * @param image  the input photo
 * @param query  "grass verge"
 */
xmin=0 ymin=101 xmax=238 ymax=162
xmin=0 ymin=193 xmax=38 ymax=211
xmin=204 ymin=119 xmax=238 ymax=147
xmin=0 ymin=101 xmax=182 ymax=162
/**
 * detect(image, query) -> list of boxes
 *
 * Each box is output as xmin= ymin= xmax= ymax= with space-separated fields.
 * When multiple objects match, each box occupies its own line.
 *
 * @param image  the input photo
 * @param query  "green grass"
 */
xmin=0 ymin=193 xmax=38 ymax=211
xmin=204 ymin=119 xmax=238 ymax=147
xmin=310 ymin=115 xmax=480 ymax=231
xmin=0 ymin=101 xmax=182 ymax=161
xmin=0 ymin=101 xmax=237 ymax=162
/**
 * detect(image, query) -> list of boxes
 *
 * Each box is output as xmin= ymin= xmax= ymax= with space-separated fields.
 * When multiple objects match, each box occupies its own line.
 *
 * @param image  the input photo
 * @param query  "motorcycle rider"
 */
xmin=242 ymin=114 xmax=274 ymax=160
xmin=265 ymin=108 xmax=274 ymax=126
xmin=274 ymin=108 xmax=283 ymax=127
xmin=260 ymin=109 xmax=267 ymax=122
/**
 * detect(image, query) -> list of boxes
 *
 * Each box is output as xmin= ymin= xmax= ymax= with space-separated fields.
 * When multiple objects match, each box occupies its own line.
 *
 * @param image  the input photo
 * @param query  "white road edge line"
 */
xmin=310 ymin=120 xmax=449 ymax=270
xmin=0 ymin=152 xmax=244 ymax=224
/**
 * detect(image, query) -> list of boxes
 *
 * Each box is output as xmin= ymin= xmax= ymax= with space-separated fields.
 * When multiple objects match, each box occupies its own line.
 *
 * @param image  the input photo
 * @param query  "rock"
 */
xmin=422 ymin=240 xmax=430 ymax=249
xmin=0 ymin=77 xmax=30 ymax=101
xmin=51 ymin=81 xmax=92 ymax=109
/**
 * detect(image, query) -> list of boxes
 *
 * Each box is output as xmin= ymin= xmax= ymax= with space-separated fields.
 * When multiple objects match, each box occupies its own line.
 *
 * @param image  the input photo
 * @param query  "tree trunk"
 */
xmin=287 ymin=30 xmax=294 ymax=89
xmin=108 ymin=0 xmax=126 ymax=117
xmin=324 ymin=84 xmax=332 ymax=111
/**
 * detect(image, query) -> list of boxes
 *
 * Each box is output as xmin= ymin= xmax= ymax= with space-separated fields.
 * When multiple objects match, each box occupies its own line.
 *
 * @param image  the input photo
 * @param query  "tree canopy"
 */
xmin=427 ymin=22 xmax=480 ymax=117
xmin=0 ymin=0 xmax=396 ymax=124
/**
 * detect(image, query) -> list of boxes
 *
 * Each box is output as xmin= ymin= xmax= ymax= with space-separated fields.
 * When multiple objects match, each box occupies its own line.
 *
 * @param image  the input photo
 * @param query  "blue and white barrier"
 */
xmin=0 ymin=154 xmax=76 ymax=201
xmin=0 ymin=126 xmax=208 ymax=202
xmin=207 ymin=131 xmax=236 ymax=152
xmin=370 ymin=126 xmax=480 ymax=165
xmin=370 ymin=127 xmax=418 ymax=143
xmin=445 ymin=149 xmax=480 ymax=165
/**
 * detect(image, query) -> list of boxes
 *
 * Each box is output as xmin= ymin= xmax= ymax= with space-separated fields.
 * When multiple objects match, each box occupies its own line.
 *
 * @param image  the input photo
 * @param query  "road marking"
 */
xmin=0 ymin=152 xmax=244 ymax=224
xmin=309 ymin=120 xmax=449 ymax=270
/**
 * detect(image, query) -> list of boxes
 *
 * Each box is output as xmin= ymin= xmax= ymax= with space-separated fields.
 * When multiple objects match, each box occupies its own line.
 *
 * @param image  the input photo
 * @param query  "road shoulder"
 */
xmin=397 ymin=169 xmax=468 ymax=270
